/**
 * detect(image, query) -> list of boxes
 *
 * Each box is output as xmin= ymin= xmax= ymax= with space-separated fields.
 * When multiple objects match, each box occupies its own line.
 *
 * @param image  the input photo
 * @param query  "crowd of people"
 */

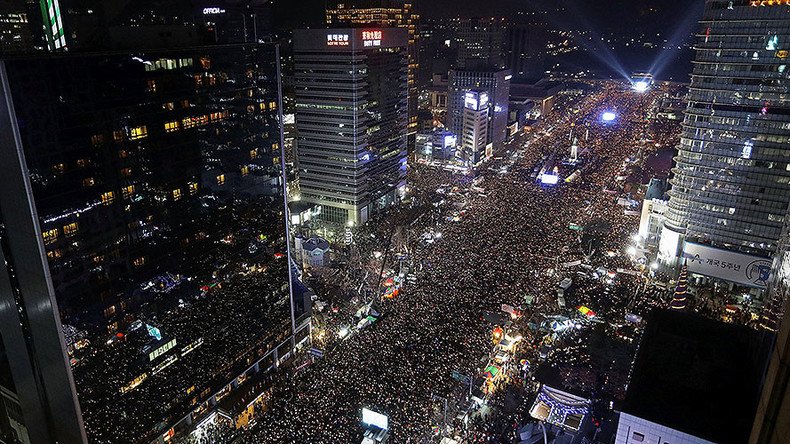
xmin=163 ymin=80 xmax=686 ymax=444
xmin=178 ymin=81 xmax=682 ymax=444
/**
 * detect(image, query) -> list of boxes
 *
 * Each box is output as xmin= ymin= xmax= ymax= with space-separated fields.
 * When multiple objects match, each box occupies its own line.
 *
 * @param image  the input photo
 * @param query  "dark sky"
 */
xmin=273 ymin=0 xmax=703 ymax=37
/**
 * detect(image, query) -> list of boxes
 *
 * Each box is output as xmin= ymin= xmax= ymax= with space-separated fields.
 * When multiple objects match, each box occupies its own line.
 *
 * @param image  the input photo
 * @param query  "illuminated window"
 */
xmin=241 ymin=166 xmax=249 ymax=177
xmin=91 ymin=134 xmax=104 ymax=146
xmin=216 ymin=174 xmax=225 ymax=186
xmin=199 ymin=56 xmax=211 ymax=69
xmin=193 ymin=74 xmax=203 ymax=86
xmin=188 ymin=182 xmax=198 ymax=195
xmin=146 ymin=80 xmax=157 ymax=93
xmin=42 ymin=229 xmax=59 ymax=245
xmin=210 ymin=111 xmax=227 ymax=121
xmin=122 ymin=185 xmax=136 ymax=198
xmin=250 ymin=149 xmax=257 ymax=159
xmin=63 ymin=222 xmax=78 ymax=237
xmin=101 ymin=191 xmax=115 ymax=205
xmin=272 ymin=157 xmax=280 ymax=165
xmin=113 ymin=130 xmax=125 ymax=142
xmin=163 ymin=102 xmax=175 ymax=111
xmin=182 ymin=115 xmax=209 ymax=129
xmin=130 ymin=126 xmax=148 ymax=140
xmin=46 ymin=249 xmax=62 ymax=259
xmin=83 ymin=177 xmax=95 ymax=187
xmin=269 ymin=101 xmax=277 ymax=110
xmin=272 ymin=143 xmax=279 ymax=152
xmin=104 ymin=305 xmax=116 ymax=318
xmin=52 ymin=163 xmax=65 ymax=174
xmin=164 ymin=121 xmax=180 ymax=132
xmin=133 ymin=257 xmax=146 ymax=267
xmin=172 ymin=188 xmax=182 ymax=201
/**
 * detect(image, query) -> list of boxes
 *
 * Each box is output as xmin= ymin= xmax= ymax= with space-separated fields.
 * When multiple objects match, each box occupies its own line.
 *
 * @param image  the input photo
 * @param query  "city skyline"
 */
xmin=0 ymin=1 xmax=789 ymax=443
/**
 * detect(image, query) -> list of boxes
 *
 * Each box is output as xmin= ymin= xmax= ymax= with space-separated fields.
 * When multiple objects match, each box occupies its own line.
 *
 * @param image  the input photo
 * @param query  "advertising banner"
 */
xmin=682 ymin=242 xmax=772 ymax=288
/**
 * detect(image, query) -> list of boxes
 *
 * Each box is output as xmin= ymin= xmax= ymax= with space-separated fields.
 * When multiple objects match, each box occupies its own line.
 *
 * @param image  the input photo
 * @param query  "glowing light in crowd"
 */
xmin=633 ymin=81 xmax=649 ymax=92
xmin=540 ymin=174 xmax=560 ymax=185
xmin=601 ymin=111 xmax=617 ymax=122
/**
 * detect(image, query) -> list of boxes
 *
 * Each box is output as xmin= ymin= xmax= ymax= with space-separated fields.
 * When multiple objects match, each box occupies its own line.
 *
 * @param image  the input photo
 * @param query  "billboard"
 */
xmin=682 ymin=242 xmax=773 ymax=288
xmin=362 ymin=408 xmax=389 ymax=430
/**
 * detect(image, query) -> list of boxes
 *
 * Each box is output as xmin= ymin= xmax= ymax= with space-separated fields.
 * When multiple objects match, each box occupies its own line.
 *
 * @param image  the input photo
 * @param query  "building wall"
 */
xmin=447 ymin=69 xmax=510 ymax=149
xmin=294 ymin=28 xmax=408 ymax=226
xmin=615 ymin=413 xmax=715 ymax=444
xmin=326 ymin=1 xmax=419 ymax=135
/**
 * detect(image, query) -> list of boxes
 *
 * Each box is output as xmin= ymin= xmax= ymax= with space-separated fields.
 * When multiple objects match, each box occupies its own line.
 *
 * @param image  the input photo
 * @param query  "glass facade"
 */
xmin=1 ymin=43 xmax=295 ymax=443
xmin=664 ymin=0 xmax=790 ymax=259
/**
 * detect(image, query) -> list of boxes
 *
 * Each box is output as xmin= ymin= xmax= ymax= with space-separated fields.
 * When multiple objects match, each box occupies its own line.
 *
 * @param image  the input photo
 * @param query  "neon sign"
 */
xmin=203 ymin=7 xmax=226 ymax=14
xmin=327 ymin=33 xmax=350 ymax=46
xmin=362 ymin=30 xmax=383 ymax=47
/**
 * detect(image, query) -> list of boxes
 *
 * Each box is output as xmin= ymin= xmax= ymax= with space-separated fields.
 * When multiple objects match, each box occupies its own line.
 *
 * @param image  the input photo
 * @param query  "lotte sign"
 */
xmin=362 ymin=30 xmax=383 ymax=47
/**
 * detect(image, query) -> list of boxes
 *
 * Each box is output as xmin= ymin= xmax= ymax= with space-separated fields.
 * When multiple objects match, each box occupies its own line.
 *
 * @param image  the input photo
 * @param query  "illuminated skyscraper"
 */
xmin=326 ymin=1 xmax=419 ymax=138
xmin=0 ymin=43 xmax=308 ymax=443
xmin=659 ymin=0 xmax=790 ymax=293
xmin=447 ymin=68 xmax=510 ymax=150
xmin=293 ymin=27 xmax=408 ymax=226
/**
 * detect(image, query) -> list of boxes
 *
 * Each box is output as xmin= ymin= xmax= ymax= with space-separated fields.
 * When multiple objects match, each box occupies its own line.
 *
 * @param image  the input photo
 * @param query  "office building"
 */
xmin=505 ymin=22 xmax=546 ymax=82
xmin=456 ymin=17 xmax=506 ymax=70
xmin=0 ymin=43 xmax=309 ymax=444
xmin=615 ymin=309 xmax=772 ymax=444
xmin=293 ymin=28 xmax=408 ymax=226
xmin=447 ymin=68 xmax=510 ymax=150
xmin=416 ymin=129 xmax=457 ymax=162
xmin=0 ymin=0 xmax=35 ymax=53
xmin=461 ymin=90 xmax=491 ymax=166
xmin=326 ymin=1 xmax=419 ymax=136
xmin=659 ymin=0 xmax=790 ymax=293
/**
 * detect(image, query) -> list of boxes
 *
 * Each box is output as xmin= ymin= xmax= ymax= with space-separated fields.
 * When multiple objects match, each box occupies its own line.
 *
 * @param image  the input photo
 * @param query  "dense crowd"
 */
xmin=190 ymin=81 xmax=685 ymax=444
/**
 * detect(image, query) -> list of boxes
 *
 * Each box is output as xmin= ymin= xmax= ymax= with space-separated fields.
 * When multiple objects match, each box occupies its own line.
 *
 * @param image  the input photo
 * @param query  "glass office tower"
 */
xmin=0 ymin=43 xmax=307 ymax=444
xmin=659 ymin=0 xmax=790 ymax=291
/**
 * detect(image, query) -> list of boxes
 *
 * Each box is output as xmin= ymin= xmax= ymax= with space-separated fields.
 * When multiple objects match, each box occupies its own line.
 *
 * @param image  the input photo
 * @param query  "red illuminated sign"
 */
xmin=362 ymin=30 xmax=383 ymax=47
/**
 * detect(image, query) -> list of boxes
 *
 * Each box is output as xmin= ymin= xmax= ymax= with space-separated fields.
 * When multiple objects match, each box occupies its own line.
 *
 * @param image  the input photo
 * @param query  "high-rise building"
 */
xmin=505 ymin=22 xmax=546 ymax=82
xmin=326 ymin=1 xmax=419 ymax=137
xmin=658 ymin=0 xmax=790 ymax=293
xmin=447 ymin=68 xmax=510 ymax=150
xmin=0 ymin=0 xmax=35 ymax=54
xmin=0 ymin=43 xmax=309 ymax=444
xmin=461 ymin=89 xmax=491 ymax=166
xmin=456 ymin=17 xmax=506 ymax=70
xmin=293 ymin=28 xmax=409 ymax=226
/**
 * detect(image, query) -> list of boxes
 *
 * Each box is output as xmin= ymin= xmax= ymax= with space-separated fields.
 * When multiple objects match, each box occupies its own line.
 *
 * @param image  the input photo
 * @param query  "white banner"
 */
xmin=682 ymin=242 xmax=772 ymax=288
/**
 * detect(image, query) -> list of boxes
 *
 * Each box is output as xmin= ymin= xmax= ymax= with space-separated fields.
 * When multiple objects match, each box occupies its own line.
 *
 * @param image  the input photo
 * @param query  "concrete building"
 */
xmin=294 ymin=27 xmax=408 ymax=226
xmin=326 ymin=1 xmax=419 ymax=136
xmin=447 ymin=68 xmax=510 ymax=150
xmin=659 ymin=0 xmax=790 ymax=293
xmin=301 ymin=237 xmax=331 ymax=268
xmin=416 ymin=129 xmax=457 ymax=162
xmin=456 ymin=17 xmax=506 ymax=70
xmin=461 ymin=90 xmax=491 ymax=166
xmin=616 ymin=309 xmax=772 ymax=444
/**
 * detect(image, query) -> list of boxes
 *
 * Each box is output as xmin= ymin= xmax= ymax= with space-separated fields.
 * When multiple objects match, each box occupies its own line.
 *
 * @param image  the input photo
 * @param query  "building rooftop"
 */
xmin=622 ymin=309 xmax=773 ymax=444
